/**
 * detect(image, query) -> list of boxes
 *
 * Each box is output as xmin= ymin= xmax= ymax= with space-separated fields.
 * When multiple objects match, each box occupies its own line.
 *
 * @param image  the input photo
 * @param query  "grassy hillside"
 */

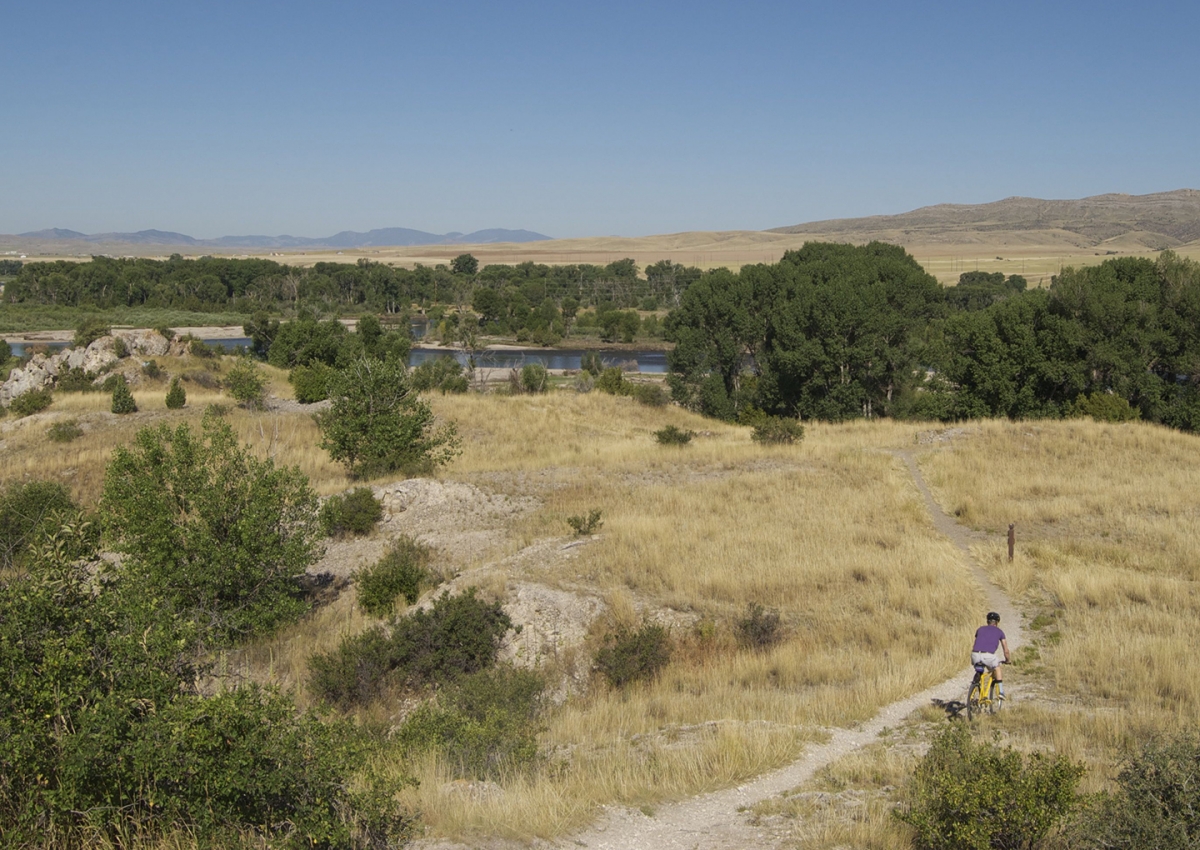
xmin=3 ymin=370 xmax=1198 ymax=845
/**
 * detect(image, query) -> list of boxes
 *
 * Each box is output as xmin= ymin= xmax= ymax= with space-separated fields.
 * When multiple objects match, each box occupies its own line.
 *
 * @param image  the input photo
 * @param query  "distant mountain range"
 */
xmin=11 ymin=227 xmax=552 ymax=249
xmin=769 ymin=190 xmax=1200 ymax=248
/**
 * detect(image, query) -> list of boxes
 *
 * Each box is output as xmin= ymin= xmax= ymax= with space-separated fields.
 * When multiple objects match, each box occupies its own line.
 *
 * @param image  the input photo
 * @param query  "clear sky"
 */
xmin=4 ymin=0 xmax=1198 ymax=239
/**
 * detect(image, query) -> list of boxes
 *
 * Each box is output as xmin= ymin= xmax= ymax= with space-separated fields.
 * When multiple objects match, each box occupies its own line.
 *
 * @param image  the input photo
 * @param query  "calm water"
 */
xmin=8 ymin=337 xmax=668 ymax=373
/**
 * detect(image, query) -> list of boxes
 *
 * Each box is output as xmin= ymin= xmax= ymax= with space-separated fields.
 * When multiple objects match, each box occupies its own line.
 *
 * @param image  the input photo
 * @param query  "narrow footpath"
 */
xmin=553 ymin=450 xmax=1025 ymax=850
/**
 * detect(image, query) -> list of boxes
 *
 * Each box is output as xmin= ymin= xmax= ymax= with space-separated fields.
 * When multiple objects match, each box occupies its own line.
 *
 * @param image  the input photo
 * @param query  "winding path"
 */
xmin=555 ymin=450 xmax=1024 ymax=850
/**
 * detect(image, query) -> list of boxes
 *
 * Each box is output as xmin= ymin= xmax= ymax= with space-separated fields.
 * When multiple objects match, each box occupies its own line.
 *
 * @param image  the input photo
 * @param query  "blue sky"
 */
xmin=4 ymin=0 xmax=1198 ymax=239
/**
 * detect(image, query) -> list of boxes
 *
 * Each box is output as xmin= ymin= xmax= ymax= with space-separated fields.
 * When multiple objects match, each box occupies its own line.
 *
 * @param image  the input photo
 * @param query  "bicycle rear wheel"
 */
xmin=987 ymin=680 xmax=1002 ymax=714
xmin=966 ymin=682 xmax=982 ymax=721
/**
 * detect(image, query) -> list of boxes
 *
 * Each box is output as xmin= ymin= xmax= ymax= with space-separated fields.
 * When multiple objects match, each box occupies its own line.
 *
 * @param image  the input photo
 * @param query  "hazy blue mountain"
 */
xmin=17 ymin=228 xmax=88 ymax=239
xmin=11 ymin=227 xmax=552 ymax=249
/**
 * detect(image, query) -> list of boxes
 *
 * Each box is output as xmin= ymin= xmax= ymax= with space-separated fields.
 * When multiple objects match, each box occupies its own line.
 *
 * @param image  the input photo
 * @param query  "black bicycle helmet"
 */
xmin=987 ymin=611 xmax=1000 ymax=623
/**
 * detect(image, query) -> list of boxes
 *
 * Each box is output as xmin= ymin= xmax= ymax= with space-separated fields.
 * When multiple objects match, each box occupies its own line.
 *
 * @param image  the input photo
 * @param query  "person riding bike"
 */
xmin=971 ymin=611 xmax=1011 ymax=700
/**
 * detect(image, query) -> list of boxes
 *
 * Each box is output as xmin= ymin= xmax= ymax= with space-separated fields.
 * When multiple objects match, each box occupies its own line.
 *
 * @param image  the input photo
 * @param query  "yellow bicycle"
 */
xmin=966 ymin=662 xmax=1003 ymax=720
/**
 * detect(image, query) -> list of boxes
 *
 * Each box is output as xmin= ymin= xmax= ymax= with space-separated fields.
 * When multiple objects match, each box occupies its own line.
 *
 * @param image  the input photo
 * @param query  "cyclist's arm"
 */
xmin=1000 ymin=638 xmax=1011 ymax=664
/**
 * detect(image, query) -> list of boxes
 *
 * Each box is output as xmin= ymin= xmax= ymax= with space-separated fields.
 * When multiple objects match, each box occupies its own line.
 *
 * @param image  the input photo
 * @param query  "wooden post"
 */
xmin=1007 ymin=523 xmax=1015 ymax=562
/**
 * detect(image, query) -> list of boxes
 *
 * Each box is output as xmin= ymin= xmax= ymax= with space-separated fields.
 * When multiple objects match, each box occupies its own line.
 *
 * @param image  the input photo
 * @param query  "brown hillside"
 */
xmin=769 ymin=189 xmax=1200 ymax=248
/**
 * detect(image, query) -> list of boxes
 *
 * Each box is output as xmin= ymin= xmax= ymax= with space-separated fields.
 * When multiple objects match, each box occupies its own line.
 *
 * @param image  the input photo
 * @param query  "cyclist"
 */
xmin=971 ymin=611 xmax=1011 ymax=700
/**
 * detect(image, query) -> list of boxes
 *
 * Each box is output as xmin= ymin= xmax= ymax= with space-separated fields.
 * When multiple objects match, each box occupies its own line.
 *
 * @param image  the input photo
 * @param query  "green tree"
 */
xmin=100 ymin=411 xmax=322 ymax=645
xmin=164 ymin=376 xmax=186 ymax=409
xmin=110 ymin=374 xmax=137 ymax=414
xmin=225 ymin=357 xmax=267 ymax=409
xmin=316 ymin=357 xmax=460 ymax=479
xmin=451 ymin=253 xmax=479 ymax=276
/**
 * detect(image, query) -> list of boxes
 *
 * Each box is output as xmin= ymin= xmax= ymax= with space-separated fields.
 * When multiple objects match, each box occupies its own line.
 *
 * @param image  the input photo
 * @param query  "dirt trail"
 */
xmin=551 ymin=449 xmax=1024 ymax=850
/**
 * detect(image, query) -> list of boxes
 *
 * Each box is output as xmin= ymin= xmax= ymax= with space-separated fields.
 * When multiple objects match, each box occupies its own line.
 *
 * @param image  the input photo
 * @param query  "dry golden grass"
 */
xmin=918 ymin=418 xmax=1200 ymax=771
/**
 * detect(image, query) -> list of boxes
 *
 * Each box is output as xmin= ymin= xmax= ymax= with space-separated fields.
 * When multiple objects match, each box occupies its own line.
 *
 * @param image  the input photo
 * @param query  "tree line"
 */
xmin=664 ymin=243 xmax=1200 ymax=432
xmin=1 ymin=254 xmax=701 ymax=320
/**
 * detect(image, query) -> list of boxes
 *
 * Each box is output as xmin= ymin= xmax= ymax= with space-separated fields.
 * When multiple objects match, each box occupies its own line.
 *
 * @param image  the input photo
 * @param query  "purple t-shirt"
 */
xmin=972 ymin=625 xmax=1006 ymax=653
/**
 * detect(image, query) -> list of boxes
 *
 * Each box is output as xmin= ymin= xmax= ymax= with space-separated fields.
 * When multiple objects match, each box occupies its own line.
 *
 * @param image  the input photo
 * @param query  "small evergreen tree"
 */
xmin=110 ymin=375 xmax=137 ymax=414
xmin=165 ymin=377 xmax=186 ymax=409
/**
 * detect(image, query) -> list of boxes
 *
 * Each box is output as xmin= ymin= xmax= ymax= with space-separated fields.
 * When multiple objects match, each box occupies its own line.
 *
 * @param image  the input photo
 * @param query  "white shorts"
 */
xmin=972 ymin=651 xmax=1001 ymax=670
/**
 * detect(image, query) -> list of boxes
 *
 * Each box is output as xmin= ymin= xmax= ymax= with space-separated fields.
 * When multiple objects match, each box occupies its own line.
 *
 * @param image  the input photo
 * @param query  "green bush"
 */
xmin=396 ymin=666 xmax=545 ymax=779
xmin=735 ymin=602 xmax=783 ymax=650
xmin=320 ymin=487 xmax=384 ymax=538
xmin=289 ymin=361 xmax=334 ymax=403
xmin=654 ymin=424 xmax=694 ymax=445
xmin=309 ymin=588 xmax=512 ymax=709
xmin=165 ymin=376 xmax=186 ymax=409
xmin=54 ymin=365 xmax=99 ymax=393
xmin=580 ymin=352 xmax=604 ymax=376
xmin=1068 ymin=391 xmax=1141 ymax=423
xmin=47 ymin=419 xmax=84 ymax=443
xmin=188 ymin=337 xmax=216 ymax=358
xmin=752 ymin=416 xmax=805 ymax=445
xmin=897 ymin=723 xmax=1082 ymax=850
xmin=100 ymin=411 xmax=321 ymax=646
xmin=356 ymin=536 xmax=433 ymax=618
xmin=8 ymin=388 xmax=53 ymax=417
xmin=317 ymin=357 xmax=460 ymax=479
xmin=226 ymin=357 xmax=267 ymax=409
xmin=0 ymin=479 xmax=82 ymax=570
xmin=141 ymin=358 xmax=163 ymax=379
xmin=567 ymin=509 xmax=603 ymax=536
xmin=112 ymin=335 xmax=129 ymax=358
xmin=0 ymin=529 xmax=413 ymax=848
xmin=632 ymin=382 xmax=668 ymax=407
xmin=110 ymin=374 xmax=137 ymax=414
xmin=521 ymin=362 xmax=549 ymax=393
xmin=0 ymin=339 xmax=10 ymax=362
xmin=410 ymin=355 xmax=468 ymax=394
xmin=595 ymin=621 xmax=672 ymax=688
xmin=154 ymin=325 xmax=176 ymax=340
xmin=73 ymin=316 xmax=110 ymax=348
xmin=595 ymin=366 xmax=628 ymax=395
xmin=1070 ymin=732 xmax=1200 ymax=850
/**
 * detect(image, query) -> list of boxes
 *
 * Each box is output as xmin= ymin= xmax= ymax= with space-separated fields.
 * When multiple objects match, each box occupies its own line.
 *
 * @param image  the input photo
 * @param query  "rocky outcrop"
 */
xmin=0 ymin=330 xmax=175 ymax=406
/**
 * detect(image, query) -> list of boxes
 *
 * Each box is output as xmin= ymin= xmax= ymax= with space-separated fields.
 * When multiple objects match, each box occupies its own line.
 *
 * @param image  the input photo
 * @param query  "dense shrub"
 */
xmin=356 ymin=536 xmax=433 ymax=617
xmin=410 ymin=355 xmax=469 ymax=394
xmin=188 ymin=337 xmax=216 ymax=358
xmin=521 ymin=362 xmax=549 ymax=393
xmin=595 ymin=366 xmax=627 ymax=395
xmin=8 ymin=388 xmax=53 ymax=417
xmin=226 ymin=357 xmax=267 ymax=409
xmin=897 ymin=723 xmax=1082 ymax=850
xmin=320 ymin=487 xmax=384 ymax=538
xmin=309 ymin=588 xmax=512 ymax=709
xmin=735 ymin=602 xmax=783 ymax=650
xmin=0 ymin=480 xmax=81 ymax=570
xmin=317 ymin=357 xmax=460 ymax=479
xmin=73 ymin=316 xmax=110 ymax=348
xmin=112 ymin=335 xmax=129 ymax=358
xmin=396 ymin=666 xmax=545 ymax=779
xmin=46 ymin=419 xmax=84 ymax=443
xmin=1070 ymin=732 xmax=1200 ymax=850
xmin=654 ymin=424 xmax=694 ymax=445
xmin=567 ymin=509 xmax=603 ymax=536
xmin=165 ymin=376 xmax=186 ymax=409
xmin=595 ymin=621 xmax=672 ymax=687
xmin=0 ymin=526 xmax=413 ymax=848
xmin=110 ymin=374 xmax=137 ymax=413
xmin=632 ymin=382 xmax=668 ymax=407
xmin=1068 ymin=391 xmax=1141 ymax=423
xmin=752 ymin=416 xmax=805 ymax=445
xmin=55 ymin=365 xmax=99 ymax=393
xmin=580 ymin=352 xmax=603 ymax=376
xmin=141 ymin=358 xmax=163 ymax=379
xmin=100 ymin=411 xmax=322 ymax=646
xmin=154 ymin=325 xmax=175 ymax=340
xmin=0 ymin=339 xmax=10 ymax=362
xmin=289 ymin=361 xmax=335 ymax=403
